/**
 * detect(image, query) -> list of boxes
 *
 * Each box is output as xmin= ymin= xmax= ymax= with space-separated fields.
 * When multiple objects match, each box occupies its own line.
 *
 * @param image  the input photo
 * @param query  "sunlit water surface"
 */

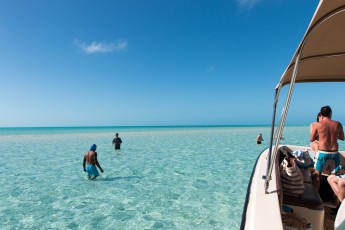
xmin=2 ymin=125 xmax=334 ymax=229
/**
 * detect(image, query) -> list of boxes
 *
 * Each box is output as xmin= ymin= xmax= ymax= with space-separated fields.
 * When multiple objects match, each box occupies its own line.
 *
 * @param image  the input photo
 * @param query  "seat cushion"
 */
xmin=283 ymin=183 xmax=323 ymax=210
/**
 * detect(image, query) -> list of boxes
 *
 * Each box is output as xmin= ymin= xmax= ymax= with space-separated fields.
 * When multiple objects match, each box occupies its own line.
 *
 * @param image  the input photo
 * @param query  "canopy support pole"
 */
xmin=265 ymin=54 xmax=300 ymax=194
xmin=262 ymin=4 xmax=345 ymax=193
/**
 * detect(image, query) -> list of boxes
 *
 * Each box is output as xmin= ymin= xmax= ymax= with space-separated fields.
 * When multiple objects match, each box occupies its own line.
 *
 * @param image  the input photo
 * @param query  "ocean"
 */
xmin=1 ymin=125 xmax=335 ymax=229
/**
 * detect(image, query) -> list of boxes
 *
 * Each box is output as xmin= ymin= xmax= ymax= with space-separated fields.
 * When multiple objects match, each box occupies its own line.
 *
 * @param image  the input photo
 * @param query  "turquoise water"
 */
xmin=1 ymin=125 xmax=339 ymax=229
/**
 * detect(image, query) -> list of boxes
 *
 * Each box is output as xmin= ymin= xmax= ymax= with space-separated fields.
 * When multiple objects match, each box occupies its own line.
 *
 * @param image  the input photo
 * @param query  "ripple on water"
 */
xmin=0 ymin=126 xmax=316 ymax=229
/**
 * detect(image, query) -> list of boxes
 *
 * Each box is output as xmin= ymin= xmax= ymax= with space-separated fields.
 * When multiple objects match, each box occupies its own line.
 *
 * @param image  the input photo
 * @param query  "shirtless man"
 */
xmin=310 ymin=106 xmax=344 ymax=190
xmin=83 ymin=144 xmax=104 ymax=180
xmin=256 ymin=133 xmax=264 ymax=144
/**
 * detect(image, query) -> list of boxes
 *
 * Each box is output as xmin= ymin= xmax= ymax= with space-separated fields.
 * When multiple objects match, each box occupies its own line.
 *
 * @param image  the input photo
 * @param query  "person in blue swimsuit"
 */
xmin=83 ymin=144 xmax=104 ymax=180
xmin=310 ymin=106 xmax=344 ymax=190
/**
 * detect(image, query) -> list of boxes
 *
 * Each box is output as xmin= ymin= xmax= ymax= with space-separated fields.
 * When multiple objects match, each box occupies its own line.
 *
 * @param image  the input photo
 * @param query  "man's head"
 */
xmin=320 ymin=106 xmax=332 ymax=118
xmin=115 ymin=133 xmax=119 ymax=137
xmin=90 ymin=144 xmax=97 ymax=151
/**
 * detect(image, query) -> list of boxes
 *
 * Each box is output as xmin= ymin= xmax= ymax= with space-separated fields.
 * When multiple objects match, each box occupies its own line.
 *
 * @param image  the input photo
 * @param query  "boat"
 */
xmin=241 ymin=1 xmax=345 ymax=229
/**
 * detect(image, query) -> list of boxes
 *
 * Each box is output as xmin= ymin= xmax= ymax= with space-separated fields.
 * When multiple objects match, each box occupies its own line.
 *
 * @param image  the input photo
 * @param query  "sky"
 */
xmin=1 ymin=0 xmax=344 ymax=127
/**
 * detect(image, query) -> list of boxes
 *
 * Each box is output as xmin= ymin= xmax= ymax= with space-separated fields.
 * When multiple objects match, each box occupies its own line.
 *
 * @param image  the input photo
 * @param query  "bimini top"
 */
xmin=278 ymin=1 xmax=345 ymax=88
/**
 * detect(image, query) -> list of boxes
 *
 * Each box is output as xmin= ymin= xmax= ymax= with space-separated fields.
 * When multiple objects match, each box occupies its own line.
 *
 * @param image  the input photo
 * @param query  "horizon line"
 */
xmin=0 ymin=124 xmax=310 ymax=129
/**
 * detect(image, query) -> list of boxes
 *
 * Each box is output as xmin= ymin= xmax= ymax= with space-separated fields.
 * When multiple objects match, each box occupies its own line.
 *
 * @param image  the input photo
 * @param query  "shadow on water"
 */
xmin=99 ymin=176 xmax=142 ymax=182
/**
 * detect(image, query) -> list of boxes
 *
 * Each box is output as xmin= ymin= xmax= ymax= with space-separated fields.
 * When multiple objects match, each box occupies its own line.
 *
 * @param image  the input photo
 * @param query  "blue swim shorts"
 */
xmin=86 ymin=165 xmax=99 ymax=178
xmin=315 ymin=151 xmax=340 ymax=173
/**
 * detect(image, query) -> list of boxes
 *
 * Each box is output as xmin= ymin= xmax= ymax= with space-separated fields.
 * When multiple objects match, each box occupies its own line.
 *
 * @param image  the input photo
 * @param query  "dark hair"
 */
xmin=320 ymin=106 xmax=332 ymax=117
xmin=316 ymin=112 xmax=321 ymax=122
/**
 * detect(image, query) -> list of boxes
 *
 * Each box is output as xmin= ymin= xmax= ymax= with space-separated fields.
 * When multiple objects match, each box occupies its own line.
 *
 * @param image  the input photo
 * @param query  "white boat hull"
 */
xmin=242 ymin=147 xmax=283 ymax=229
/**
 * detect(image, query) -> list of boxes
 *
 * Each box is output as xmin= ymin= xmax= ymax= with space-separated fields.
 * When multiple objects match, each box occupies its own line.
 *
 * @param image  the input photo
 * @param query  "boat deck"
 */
xmin=284 ymin=146 xmax=344 ymax=230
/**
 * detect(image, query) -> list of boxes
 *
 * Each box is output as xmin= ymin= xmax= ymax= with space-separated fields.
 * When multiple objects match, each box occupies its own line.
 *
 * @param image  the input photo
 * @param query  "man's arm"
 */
xmin=83 ymin=156 xmax=86 ymax=172
xmin=338 ymin=123 xmax=345 ymax=141
xmin=339 ymin=179 xmax=345 ymax=202
xmin=94 ymin=153 xmax=104 ymax=173
xmin=310 ymin=123 xmax=315 ymax=134
xmin=310 ymin=125 xmax=318 ymax=142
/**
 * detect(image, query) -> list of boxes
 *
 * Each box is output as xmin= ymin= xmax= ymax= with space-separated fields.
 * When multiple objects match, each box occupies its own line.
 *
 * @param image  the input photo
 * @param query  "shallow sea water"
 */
xmin=1 ymin=125 xmax=333 ymax=229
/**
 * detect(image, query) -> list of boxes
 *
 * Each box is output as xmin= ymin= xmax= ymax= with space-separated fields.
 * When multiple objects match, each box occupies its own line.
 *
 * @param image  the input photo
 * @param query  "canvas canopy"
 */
xmin=265 ymin=0 xmax=345 ymax=194
xmin=278 ymin=1 xmax=345 ymax=88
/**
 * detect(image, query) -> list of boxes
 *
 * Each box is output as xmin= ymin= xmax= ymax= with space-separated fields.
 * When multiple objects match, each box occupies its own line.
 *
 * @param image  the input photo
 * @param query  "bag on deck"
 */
xmin=280 ymin=158 xmax=305 ymax=197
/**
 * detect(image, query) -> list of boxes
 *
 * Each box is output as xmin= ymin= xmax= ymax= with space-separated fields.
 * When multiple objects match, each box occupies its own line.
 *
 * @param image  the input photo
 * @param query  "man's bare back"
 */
xmin=311 ymin=117 xmax=344 ymax=151
xmin=84 ymin=150 xmax=97 ymax=165
xmin=83 ymin=144 xmax=104 ymax=177
xmin=310 ymin=106 xmax=344 ymax=190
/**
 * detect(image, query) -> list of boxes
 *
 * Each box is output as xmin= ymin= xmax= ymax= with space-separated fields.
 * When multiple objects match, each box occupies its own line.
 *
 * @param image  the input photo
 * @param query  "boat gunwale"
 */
xmin=240 ymin=148 xmax=265 ymax=230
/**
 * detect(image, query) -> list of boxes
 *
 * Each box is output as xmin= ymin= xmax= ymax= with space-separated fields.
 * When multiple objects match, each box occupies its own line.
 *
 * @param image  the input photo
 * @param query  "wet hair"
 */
xmin=316 ymin=112 xmax=321 ymax=122
xmin=320 ymin=106 xmax=332 ymax=117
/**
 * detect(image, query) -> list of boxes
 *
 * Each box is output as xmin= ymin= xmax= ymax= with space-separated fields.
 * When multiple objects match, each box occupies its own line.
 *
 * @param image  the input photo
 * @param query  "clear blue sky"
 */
xmin=1 ymin=0 xmax=344 ymax=127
